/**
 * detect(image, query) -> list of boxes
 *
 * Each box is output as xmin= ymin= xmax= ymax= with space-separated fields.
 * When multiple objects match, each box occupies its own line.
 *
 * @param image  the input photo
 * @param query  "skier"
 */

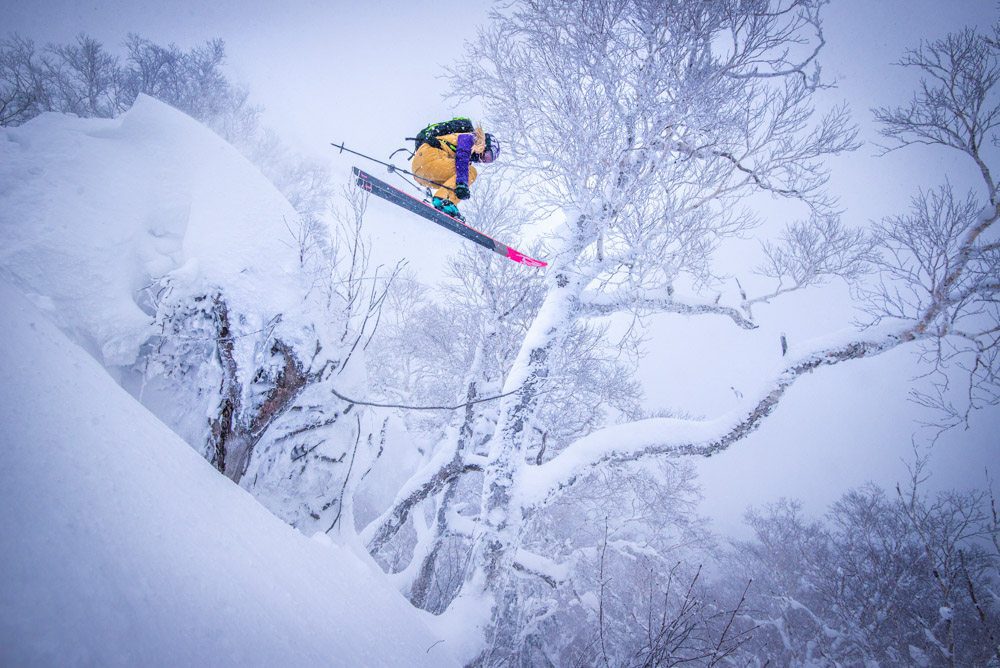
xmin=410 ymin=118 xmax=501 ymax=221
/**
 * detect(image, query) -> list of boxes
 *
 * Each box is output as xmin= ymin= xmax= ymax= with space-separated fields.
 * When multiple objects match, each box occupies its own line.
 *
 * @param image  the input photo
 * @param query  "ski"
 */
xmin=352 ymin=167 xmax=547 ymax=267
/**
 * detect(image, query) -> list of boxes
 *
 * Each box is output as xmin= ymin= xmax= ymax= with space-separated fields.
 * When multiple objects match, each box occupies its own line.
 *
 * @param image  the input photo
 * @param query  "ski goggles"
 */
xmin=478 ymin=135 xmax=501 ymax=163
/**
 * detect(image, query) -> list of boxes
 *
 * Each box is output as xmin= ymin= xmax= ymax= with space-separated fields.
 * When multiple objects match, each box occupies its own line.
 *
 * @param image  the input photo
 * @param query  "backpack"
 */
xmin=412 ymin=117 xmax=475 ymax=152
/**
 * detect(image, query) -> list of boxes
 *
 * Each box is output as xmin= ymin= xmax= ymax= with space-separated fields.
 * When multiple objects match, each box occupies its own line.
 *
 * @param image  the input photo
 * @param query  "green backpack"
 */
xmin=412 ymin=117 xmax=475 ymax=152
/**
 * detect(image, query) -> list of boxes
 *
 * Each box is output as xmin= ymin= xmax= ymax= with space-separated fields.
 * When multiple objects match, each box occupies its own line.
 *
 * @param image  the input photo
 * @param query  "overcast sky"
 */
xmin=4 ymin=1 xmax=992 ymax=170
xmin=3 ymin=0 xmax=488 ymax=158
xmin=4 ymin=1 xmax=995 ymax=264
xmin=4 ymin=0 xmax=997 ymax=533
xmin=4 ymin=0 xmax=994 ymax=212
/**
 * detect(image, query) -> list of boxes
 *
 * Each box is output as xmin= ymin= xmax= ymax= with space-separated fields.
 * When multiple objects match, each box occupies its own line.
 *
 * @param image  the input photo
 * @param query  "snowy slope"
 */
xmin=0 ymin=95 xmax=386 ymax=531
xmin=0 ymin=278 xmax=455 ymax=667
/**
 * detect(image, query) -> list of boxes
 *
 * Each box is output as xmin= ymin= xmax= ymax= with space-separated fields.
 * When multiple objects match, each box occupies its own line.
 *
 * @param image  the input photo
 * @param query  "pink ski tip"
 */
xmin=506 ymin=247 xmax=547 ymax=267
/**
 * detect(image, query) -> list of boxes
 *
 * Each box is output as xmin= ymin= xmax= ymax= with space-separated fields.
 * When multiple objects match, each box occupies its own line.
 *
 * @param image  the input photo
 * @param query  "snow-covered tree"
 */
xmin=364 ymin=184 xmax=751 ymax=664
xmin=0 ymin=35 xmax=48 ymax=125
xmin=864 ymin=25 xmax=1000 ymax=433
xmin=0 ymin=33 xmax=253 ymax=128
xmin=723 ymin=473 xmax=999 ymax=666
xmin=353 ymin=1 xmax=998 ymax=661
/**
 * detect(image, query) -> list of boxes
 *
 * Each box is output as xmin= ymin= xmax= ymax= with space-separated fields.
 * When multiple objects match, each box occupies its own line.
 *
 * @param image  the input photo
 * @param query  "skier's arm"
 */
xmin=454 ymin=133 xmax=474 ymax=186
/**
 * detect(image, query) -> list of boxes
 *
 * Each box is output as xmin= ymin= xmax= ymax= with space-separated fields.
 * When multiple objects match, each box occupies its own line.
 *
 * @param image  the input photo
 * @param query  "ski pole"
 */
xmin=331 ymin=141 xmax=456 ymax=193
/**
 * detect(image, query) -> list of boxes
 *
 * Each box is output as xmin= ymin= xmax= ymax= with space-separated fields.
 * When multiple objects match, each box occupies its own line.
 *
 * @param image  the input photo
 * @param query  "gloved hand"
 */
xmin=454 ymin=183 xmax=471 ymax=200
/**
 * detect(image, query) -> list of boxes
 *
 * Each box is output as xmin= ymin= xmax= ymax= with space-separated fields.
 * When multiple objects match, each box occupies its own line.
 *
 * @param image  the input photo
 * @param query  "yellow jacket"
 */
xmin=411 ymin=132 xmax=478 ymax=204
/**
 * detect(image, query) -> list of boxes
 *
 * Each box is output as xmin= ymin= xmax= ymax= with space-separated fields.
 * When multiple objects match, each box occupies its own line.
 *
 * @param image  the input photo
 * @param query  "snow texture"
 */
xmin=0 ymin=278 xmax=456 ymax=667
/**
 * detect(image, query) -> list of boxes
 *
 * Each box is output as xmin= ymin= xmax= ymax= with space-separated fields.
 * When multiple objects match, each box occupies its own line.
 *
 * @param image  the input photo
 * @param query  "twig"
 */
xmin=326 ymin=413 xmax=362 ymax=533
xmin=598 ymin=516 xmax=612 ymax=668
xmin=330 ymin=386 xmax=535 ymax=412
xmin=709 ymin=578 xmax=753 ymax=666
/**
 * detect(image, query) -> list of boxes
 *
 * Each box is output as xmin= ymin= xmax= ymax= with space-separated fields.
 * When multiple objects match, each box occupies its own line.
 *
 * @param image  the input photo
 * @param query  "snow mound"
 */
xmin=0 ymin=279 xmax=456 ymax=666
xmin=0 ymin=95 xmax=309 ymax=370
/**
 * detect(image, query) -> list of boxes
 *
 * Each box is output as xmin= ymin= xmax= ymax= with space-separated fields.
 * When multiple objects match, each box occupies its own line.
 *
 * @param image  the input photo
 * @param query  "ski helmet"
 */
xmin=479 ymin=133 xmax=501 ymax=163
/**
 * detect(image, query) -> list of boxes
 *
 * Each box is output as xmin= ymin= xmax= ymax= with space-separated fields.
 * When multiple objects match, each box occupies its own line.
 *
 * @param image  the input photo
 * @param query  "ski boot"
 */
xmin=432 ymin=196 xmax=465 ymax=222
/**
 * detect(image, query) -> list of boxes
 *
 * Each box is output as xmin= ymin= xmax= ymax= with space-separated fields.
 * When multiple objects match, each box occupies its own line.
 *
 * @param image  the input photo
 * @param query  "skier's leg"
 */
xmin=412 ymin=146 xmax=471 ymax=220
xmin=412 ymin=146 xmax=457 ymax=198
xmin=433 ymin=166 xmax=477 ymax=202
xmin=433 ymin=176 xmax=458 ymax=203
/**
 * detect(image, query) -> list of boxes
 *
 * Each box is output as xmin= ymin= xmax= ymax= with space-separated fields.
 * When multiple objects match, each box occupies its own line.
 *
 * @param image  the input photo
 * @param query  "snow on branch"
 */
xmin=578 ymin=288 xmax=758 ymax=329
xmin=512 ymin=548 xmax=570 ymax=589
xmin=362 ymin=455 xmax=482 ymax=553
xmin=858 ymin=21 xmax=1000 ymax=429
xmin=518 ymin=322 xmax=920 ymax=509
xmin=861 ymin=187 xmax=1000 ymax=427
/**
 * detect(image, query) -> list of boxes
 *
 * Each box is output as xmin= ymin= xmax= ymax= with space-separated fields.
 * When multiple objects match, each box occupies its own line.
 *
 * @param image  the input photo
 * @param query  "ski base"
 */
xmin=353 ymin=167 xmax=547 ymax=268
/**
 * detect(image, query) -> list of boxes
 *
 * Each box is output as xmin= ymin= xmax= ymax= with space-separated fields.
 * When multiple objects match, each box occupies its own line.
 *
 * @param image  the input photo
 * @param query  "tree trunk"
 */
xmin=463 ymin=216 xmax=596 ymax=649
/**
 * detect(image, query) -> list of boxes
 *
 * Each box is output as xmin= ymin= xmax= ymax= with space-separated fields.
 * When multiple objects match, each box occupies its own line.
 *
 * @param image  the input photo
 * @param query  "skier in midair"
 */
xmin=410 ymin=118 xmax=500 ymax=221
